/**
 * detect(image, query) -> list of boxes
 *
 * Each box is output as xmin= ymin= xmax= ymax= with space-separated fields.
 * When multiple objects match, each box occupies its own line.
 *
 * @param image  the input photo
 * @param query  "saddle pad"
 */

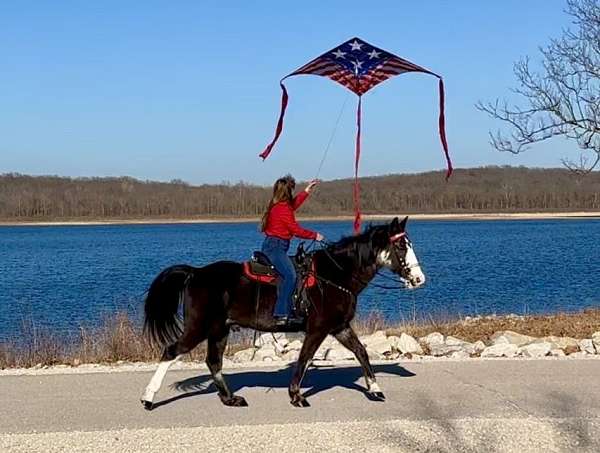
xmin=242 ymin=261 xmax=317 ymax=288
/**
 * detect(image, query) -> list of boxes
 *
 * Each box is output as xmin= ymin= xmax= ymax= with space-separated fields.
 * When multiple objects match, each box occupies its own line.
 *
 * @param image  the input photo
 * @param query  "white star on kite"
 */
xmin=353 ymin=60 xmax=363 ymax=72
xmin=368 ymin=49 xmax=381 ymax=59
xmin=332 ymin=49 xmax=346 ymax=58
xmin=349 ymin=40 xmax=363 ymax=51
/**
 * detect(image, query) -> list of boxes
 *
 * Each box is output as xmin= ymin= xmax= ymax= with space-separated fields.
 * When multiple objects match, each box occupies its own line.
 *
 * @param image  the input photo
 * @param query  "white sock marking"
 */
xmin=141 ymin=355 xmax=181 ymax=402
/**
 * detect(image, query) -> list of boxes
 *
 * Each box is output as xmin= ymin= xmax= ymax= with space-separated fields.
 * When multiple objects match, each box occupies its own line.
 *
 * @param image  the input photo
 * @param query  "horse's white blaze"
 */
xmin=405 ymin=244 xmax=425 ymax=287
xmin=141 ymin=355 xmax=182 ymax=403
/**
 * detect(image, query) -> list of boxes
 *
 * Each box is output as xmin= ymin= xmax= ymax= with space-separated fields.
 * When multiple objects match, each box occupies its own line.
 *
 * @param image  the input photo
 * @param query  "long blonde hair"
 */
xmin=260 ymin=175 xmax=296 ymax=232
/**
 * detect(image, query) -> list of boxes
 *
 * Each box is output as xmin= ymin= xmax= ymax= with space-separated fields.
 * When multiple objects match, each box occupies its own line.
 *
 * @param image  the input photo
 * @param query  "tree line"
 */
xmin=0 ymin=166 xmax=599 ymax=221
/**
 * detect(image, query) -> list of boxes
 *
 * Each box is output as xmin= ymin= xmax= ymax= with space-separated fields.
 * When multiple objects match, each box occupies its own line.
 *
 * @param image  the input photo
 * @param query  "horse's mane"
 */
xmin=327 ymin=224 xmax=379 ymax=252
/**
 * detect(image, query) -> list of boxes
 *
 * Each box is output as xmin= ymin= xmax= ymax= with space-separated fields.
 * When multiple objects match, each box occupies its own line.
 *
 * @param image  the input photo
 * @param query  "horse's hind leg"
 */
xmin=141 ymin=330 xmax=205 ymax=410
xmin=335 ymin=326 xmax=385 ymax=400
xmin=206 ymin=329 xmax=247 ymax=407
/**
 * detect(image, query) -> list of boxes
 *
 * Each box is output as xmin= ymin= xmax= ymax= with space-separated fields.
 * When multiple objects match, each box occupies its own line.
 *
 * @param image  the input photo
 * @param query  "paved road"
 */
xmin=1 ymin=359 xmax=599 ymax=452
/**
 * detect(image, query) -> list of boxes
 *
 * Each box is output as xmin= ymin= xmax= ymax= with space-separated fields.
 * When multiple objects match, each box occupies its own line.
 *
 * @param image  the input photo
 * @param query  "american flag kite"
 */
xmin=260 ymin=37 xmax=452 ymax=233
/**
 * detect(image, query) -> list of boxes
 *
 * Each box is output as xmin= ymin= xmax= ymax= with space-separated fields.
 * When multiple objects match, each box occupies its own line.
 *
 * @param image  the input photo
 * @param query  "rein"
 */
xmin=317 ymin=240 xmax=409 ymax=291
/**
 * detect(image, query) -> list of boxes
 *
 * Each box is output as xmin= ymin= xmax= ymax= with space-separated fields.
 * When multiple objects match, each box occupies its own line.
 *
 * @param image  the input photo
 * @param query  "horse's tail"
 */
xmin=143 ymin=264 xmax=194 ymax=347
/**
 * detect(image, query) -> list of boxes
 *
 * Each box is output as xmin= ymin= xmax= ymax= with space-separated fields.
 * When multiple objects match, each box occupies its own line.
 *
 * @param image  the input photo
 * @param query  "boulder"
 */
xmin=579 ymin=339 xmax=596 ymax=355
xmin=232 ymin=348 xmax=256 ymax=363
xmin=366 ymin=348 xmax=386 ymax=361
xmin=448 ymin=350 xmax=470 ymax=359
xmin=281 ymin=350 xmax=300 ymax=362
xmin=491 ymin=331 xmax=534 ymax=347
xmin=390 ymin=333 xmax=424 ymax=355
xmin=540 ymin=336 xmax=579 ymax=350
xmin=472 ymin=341 xmax=487 ymax=354
xmin=592 ymin=332 xmax=600 ymax=352
xmin=520 ymin=341 xmax=552 ymax=358
xmin=254 ymin=332 xmax=288 ymax=349
xmin=568 ymin=351 xmax=589 ymax=358
xmin=285 ymin=340 xmax=304 ymax=351
xmin=324 ymin=346 xmax=356 ymax=361
xmin=550 ymin=349 xmax=566 ymax=357
xmin=253 ymin=345 xmax=281 ymax=362
xmin=481 ymin=343 xmax=519 ymax=358
xmin=419 ymin=332 xmax=444 ymax=348
xmin=360 ymin=331 xmax=393 ymax=355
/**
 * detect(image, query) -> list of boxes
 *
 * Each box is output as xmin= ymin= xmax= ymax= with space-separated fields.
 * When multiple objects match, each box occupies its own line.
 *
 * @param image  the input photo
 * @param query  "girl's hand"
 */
xmin=305 ymin=179 xmax=320 ymax=194
xmin=316 ymin=233 xmax=325 ymax=242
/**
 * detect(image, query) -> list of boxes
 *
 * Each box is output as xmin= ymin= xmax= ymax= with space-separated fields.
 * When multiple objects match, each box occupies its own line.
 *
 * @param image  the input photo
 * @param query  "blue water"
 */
xmin=1 ymin=220 xmax=599 ymax=341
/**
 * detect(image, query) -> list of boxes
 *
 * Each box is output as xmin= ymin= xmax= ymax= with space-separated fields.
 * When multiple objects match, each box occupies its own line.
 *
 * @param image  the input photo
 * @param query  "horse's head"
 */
xmin=373 ymin=217 xmax=426 ymax=289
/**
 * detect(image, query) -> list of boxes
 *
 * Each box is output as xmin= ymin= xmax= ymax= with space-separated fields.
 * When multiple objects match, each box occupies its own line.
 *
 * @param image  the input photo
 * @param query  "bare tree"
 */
xmin=477 ymin=0 xmax=600 ymax=174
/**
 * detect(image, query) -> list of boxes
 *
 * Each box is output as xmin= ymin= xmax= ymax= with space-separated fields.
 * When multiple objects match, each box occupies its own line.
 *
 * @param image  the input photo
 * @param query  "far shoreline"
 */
xmin=0 ymin=211 xmax=599 ymax=227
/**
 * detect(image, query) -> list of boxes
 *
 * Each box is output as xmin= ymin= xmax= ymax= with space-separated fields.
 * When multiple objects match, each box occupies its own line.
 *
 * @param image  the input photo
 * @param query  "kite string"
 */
xmin=314 ymin=93 xmax=350 ymax=180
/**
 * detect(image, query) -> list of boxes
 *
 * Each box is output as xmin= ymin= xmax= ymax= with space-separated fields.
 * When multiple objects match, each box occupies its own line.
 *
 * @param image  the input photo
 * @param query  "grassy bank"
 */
xmin=1 ymin=309 xmax=599 ymax=369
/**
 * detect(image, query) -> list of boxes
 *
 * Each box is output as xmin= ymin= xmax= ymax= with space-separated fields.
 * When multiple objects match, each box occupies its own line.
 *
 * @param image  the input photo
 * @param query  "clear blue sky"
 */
xmin=0 ymin=1 xmax=579 ymax=185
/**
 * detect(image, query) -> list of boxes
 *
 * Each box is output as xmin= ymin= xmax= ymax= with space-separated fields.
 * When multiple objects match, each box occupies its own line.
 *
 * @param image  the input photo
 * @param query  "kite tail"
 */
xmin=259 ymin=81 xmax=289 ymax=160
xmin=438 ymin=78 xmax=453 ymax=180
xmin=353 ymin=96 xmax=362 ymax=235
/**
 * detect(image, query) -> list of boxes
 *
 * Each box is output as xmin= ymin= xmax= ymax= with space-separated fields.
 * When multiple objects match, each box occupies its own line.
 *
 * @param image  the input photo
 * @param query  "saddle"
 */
xmin=242 ymin=244 xmax=317 ymax=315
xmin=243 ymin=250 xmax=316 ymax=288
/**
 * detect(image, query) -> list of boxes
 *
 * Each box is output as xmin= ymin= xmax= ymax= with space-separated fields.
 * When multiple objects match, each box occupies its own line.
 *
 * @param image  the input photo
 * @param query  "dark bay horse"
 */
xmin=141 ymin=216 xmax=425 ymax=409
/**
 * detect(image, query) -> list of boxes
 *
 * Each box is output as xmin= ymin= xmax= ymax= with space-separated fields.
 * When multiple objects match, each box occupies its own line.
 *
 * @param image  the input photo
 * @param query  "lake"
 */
xmin=0 ymin=219 xmax=599 ymax=341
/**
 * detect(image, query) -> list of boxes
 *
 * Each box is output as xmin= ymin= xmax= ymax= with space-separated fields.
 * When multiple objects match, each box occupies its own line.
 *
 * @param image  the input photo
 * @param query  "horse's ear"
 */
xmin=390 ymin=217 xmax=399 ymax=229
xmin=399 ymin=216 xmax=408 ymax=230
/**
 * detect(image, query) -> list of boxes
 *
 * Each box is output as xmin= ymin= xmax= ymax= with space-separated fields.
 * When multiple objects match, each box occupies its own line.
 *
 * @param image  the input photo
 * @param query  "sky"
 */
xmin=0 ymin=1 xmax=584 ymax=185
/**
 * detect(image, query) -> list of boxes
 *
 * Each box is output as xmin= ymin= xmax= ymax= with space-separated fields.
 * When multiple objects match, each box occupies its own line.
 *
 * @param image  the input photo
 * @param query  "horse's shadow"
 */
xmin=153 ymin=363 xmax=415 ymax=409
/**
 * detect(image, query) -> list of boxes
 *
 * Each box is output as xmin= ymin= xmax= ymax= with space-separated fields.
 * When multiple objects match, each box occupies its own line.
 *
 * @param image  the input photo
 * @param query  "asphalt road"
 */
xmin=1 ymin=359 xmax=599 ymax=452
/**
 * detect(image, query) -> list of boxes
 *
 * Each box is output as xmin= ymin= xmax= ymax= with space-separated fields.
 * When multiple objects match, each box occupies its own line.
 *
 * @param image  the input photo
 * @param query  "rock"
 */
xmin=72 ymin=359 xmax=81 ymax=367
xmin=541 ymin=336 xmax=579 ymax=350
xmin=281 ymin=350 xmax=299 ymax=362
xmin=366 ymin=348 xmax=386 ymax=361
xmin=285 ymin=340 xmax=304 ymax=351
xmin=253 ymin=345 xmax=281 ymax=362
xmin=520 ymin=341 xmax=552 ymax=358
xmin=568 ymin=351 xmax=589 ymax=358
xmin=232 ymin=348 xmax=256 ymax=363
xmin=579 ymin=339 xmax=596 ymax=355
xmin=419 ymin=332 xmax=444 ymax=347
xmin=324 ymin=346 xmax=355 ymax=361
xmin=390 ymin=333 xmax=424 ymax=355
xmin=550 ymin=349 xmax=566 ymax=357
xmin=472 ymin=341 xmax=486 ymax=354
xmin=481 ymin=343 xmax=519 ymax=358
xmin=563 ymin=345 xmax=580 ymax=355
xmin=491 ymin=331 xmax=534 ymax=347
xmin=429 ymin=343 xmax=463 ymax=356
xmin=592 ymin=332 xmax=600 ymax=352
xmin=448 ymin=350 xmax=470 ymax=359
xmin=360 ymin=331 xmax=393 ymax=355
xmin=254 ymin=332 xmax=288 ymax=349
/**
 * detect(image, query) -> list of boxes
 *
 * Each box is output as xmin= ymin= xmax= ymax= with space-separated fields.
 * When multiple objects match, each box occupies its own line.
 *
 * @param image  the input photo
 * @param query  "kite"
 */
xmin=259 ymin=37 xmax=452 ymax=233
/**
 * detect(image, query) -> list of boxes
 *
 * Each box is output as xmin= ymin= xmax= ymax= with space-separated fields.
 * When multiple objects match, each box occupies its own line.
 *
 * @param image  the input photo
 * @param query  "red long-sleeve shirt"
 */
xmin=264 ymin=191 xmax=317 ymax=240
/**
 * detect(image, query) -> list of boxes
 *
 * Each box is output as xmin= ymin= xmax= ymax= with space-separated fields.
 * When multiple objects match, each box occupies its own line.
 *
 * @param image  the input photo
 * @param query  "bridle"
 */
xmin=313 ymin=231 xmax=420 ymax=292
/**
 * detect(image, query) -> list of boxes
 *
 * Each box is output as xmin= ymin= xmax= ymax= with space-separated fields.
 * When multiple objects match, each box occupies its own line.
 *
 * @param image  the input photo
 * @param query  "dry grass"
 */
xmin=1 ymin=309 xmax=599 ymax=369
xmin=386 ymin=308 xmax=600 ymax=343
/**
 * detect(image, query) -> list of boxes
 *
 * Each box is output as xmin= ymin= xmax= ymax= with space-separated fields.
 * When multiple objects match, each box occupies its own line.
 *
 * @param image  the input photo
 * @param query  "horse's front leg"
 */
xmin=288 ymin=330 xmax=328 ymax=407
xmin=335 ymin=325 xmax=385 ymax=400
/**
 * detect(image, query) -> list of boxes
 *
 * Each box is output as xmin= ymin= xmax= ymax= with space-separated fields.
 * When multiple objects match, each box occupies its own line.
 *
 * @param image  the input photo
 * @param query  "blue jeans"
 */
xmin=262 ymin=236 xmax=296 ymax=317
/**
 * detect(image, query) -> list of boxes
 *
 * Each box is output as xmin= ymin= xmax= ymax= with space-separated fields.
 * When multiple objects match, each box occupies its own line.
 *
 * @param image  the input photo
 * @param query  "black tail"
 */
xmin=143 ymin=264 xmax=194 ymax=347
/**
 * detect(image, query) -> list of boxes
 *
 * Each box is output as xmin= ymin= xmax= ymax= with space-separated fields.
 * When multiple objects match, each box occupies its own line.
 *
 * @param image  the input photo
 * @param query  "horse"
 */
xmin=140 ymin=216 xmax=425 ymax=409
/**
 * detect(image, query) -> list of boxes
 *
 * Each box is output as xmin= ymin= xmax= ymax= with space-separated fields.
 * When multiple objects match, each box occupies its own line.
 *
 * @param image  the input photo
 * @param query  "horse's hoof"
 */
xmin=291 ymin=396 xmax=310 ymax=408
xmin=141 ymin=400 xmax=154 ymax=411
xmin=222 ymin=395 xmax=248 ymax=407
xmin=367 ymin=391 xmax=386 ymax=401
